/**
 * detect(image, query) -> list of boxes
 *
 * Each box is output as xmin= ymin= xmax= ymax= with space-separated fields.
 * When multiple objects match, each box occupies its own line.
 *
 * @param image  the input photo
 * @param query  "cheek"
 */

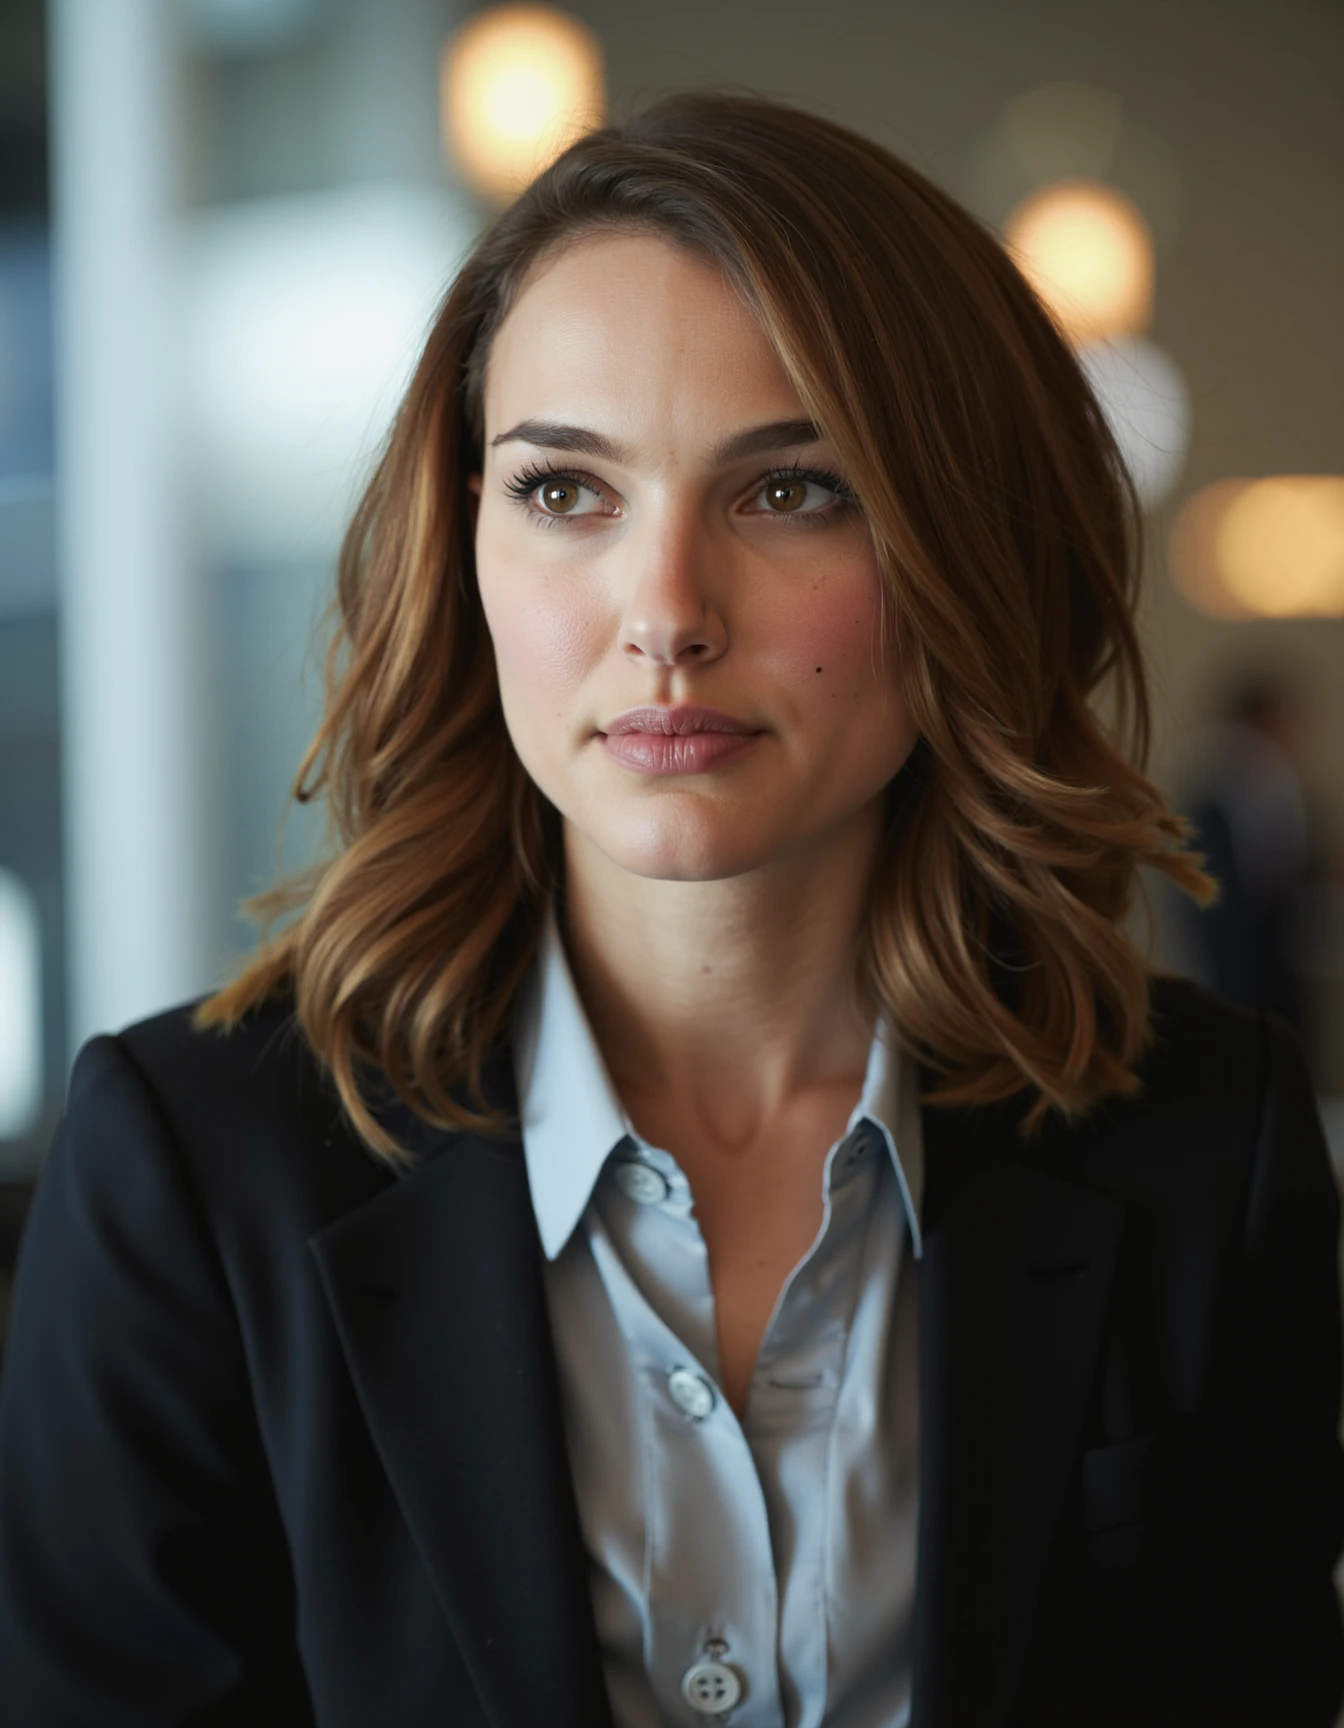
xmin=478 ymin=559 xmax=597 ymax=718
xmin=778 ymin=559 xmax=890 ymax=691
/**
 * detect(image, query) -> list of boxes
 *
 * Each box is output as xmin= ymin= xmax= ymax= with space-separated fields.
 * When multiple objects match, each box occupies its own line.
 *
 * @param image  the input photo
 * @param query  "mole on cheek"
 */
xmin=815 ymin=666 xmax=823 ymax=673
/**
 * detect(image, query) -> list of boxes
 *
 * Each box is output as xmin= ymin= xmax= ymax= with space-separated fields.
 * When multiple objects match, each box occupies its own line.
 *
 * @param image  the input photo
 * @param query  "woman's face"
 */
xmin=470 ymin=230 xmax=918 ymax=885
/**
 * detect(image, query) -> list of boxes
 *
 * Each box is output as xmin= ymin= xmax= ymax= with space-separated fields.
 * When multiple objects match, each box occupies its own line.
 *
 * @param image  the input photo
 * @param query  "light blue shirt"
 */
xmin=513 ymin=901 xmax=924 ymax=1727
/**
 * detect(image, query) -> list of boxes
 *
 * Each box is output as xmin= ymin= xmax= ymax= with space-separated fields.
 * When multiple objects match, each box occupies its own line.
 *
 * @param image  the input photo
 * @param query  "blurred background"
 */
xmin=0 ymin=0 xmax=1341 ymax=1337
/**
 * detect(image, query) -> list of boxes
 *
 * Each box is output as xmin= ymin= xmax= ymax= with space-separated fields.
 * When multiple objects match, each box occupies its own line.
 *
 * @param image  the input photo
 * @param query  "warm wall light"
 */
xmin=1005 ymin=178 xmax=1154 ymax=342
xmin=442 ymin=4 xmax=604 ymax=204
xmin=1168 ymin=476 xmax=1344 ymax=620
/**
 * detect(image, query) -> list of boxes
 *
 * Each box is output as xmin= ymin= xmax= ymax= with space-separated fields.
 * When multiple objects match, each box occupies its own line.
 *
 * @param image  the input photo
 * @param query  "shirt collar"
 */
xmin=512 ymin=898 xmax=924 ymax=1263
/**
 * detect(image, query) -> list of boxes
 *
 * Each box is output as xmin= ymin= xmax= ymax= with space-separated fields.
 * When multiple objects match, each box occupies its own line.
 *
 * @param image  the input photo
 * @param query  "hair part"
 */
xmin=199 ymin=90 xmax=1213 ymax=1162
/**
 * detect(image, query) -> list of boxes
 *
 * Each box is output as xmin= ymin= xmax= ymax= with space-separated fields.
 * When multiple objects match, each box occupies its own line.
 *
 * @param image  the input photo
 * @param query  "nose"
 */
xmin=617 ymin=507 xmax=728 ymax=670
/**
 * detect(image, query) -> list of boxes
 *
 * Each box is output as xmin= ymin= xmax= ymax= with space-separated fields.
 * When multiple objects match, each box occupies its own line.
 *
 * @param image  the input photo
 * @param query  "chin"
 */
xmin=587 ymin=810 xmax=776 ymax=884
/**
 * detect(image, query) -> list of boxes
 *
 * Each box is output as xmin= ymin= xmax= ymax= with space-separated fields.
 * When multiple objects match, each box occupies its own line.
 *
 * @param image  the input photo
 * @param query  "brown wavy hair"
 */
xmin=198 ymin=90 xmax=1212 ymax=1161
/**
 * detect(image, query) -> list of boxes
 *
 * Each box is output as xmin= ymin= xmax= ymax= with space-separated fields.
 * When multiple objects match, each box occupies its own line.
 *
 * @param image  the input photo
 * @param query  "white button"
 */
xmin=667 ymin=1368 xmax=715 ymax=1421
xmin=612 ymin=1159 xmax=670 ymax=1203
xmin=681 ymin=1659 xmax=743 ymax=1715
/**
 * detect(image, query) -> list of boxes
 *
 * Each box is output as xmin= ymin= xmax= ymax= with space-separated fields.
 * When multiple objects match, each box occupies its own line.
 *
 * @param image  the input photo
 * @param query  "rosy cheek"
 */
xmin=783 ymin=574 xmax=886 ymax=690
xmin=481 ymin=572 xmax=597 ymax=713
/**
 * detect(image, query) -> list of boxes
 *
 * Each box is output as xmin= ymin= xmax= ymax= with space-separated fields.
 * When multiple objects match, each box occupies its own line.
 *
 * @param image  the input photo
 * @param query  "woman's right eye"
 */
xmin=504 ymin=468 xmax=613 ymax=523
xmin=534 ymin=477 xmax=589 ymax=515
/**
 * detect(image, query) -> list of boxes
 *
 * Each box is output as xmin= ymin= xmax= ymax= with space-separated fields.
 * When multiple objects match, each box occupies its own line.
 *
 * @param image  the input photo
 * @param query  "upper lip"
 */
xmin=602 ymin=705 xmax=761 ymax=736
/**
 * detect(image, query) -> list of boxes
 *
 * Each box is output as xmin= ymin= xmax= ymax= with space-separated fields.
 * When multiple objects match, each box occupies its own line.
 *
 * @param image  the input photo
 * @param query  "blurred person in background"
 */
xmin=1178 ymin=673 xmax=1344 ymax=1090
xmin=0 ymin=92 xmax=1341 ymax=1728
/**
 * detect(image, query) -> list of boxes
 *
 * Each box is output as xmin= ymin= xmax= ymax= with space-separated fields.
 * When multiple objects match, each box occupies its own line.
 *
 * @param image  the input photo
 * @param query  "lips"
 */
xmin=602 ymin=705 xmax=760 ymax=736
xmin=601 ymin=729 xmax=763 ymax=775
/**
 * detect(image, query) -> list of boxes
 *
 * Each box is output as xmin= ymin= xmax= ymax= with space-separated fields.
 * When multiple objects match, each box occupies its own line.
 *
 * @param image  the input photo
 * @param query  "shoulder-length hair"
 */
xmin=199 ymin=90 xmax=1211 ymax=1160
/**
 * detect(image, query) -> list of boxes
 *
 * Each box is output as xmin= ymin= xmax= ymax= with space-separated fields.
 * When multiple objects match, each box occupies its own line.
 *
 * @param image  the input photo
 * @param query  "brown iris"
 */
xmin=540 ymin=480 xmax=580 ymax=514
xmin=765 ymin=479 xmax=807 ymax=513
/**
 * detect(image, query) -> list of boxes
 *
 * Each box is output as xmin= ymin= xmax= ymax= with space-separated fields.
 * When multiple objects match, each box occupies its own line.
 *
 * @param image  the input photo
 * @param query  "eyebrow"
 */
xmin=488 ymin=416 xmax=824 ymax=468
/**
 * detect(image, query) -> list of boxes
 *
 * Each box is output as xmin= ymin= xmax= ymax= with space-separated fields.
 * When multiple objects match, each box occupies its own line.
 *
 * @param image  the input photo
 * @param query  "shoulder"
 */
xmin=63 ymin=994 xmax=393 ymax=1241
xmin=1135 ymin=972 xmax=1315 ymax=1139
xmin=1057 ymin=974 xmax=1328 ymax=1203
xmin=1138 ymin=972 xmax=1271 ymax=1123
xmin=112 ymin=993 xmax=332 ymax=1136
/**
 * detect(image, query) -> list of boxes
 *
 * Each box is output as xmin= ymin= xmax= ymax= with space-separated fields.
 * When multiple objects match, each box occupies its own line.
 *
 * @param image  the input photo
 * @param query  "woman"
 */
xmin=1 ymin=92 xmax=1340 ymax=1728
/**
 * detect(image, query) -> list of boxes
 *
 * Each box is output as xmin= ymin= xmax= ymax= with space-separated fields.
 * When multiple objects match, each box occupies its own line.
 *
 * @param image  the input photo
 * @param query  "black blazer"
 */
xmin=0 ymin=977 xmax=1341 ymax=1727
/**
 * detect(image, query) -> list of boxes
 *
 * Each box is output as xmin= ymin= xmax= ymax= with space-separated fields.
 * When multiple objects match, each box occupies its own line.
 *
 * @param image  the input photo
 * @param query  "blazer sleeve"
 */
xmin=1237 ymin=1010 xmax=1344 ymax=1723
xmin=0 ymin=1036 xmax=313 ymax=1727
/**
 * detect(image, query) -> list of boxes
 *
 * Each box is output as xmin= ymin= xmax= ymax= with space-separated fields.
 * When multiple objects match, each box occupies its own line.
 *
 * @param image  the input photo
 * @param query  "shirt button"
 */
xmin=612 ymin=1159 xmax=670 ymax=1204
xmin=680 ymin=1658 xmax=743 ymax=1715
xmin=667 ymin=1367 xmax=715 ymax=1421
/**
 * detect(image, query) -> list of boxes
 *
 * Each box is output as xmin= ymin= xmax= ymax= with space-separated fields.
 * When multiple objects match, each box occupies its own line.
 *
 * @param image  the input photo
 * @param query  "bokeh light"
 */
xmin=1169 ymin=476 xmax=1344 ymax=619
xmin=1005 ymin=178 xmax=1154 ymax=342
xmin=967 ymin=83 xmax=1183 ymax=260
xmin=183 ymin=185 xmax=479 ymax=562
xmin=441 ymin=4 xmax=604 ymax=204
xmin=1077 ymin=334 xmax=1189 ymax=507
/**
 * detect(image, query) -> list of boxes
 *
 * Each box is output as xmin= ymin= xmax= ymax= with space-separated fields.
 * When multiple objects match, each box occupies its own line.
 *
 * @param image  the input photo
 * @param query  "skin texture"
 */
xmin=469 ymin=232 xmax=919 ymax=1409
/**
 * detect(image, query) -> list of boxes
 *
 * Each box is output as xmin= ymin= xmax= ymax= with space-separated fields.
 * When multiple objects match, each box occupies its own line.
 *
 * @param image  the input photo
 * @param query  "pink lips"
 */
xmin=598 ymin=706 xmax=765 ymax=775
xmin=602 ymin=705 xmax=759 ymax=736
xmin=601 ymin=732 xmax=762 ymax=774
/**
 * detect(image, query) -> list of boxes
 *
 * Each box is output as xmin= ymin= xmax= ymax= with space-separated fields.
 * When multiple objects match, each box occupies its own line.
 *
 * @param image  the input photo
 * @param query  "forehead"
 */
xmin=481 ymin=230 xmax=805 ymax=438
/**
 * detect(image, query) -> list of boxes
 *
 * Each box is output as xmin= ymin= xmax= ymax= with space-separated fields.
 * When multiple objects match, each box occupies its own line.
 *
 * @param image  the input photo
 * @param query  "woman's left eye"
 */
xmin=751 ymin=471 xmax=854 ymax=518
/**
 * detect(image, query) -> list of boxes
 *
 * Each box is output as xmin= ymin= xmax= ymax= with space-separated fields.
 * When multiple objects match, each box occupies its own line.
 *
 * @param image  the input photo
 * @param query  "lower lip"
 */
xmin=600 ymin=731 xmax=764 ymax=774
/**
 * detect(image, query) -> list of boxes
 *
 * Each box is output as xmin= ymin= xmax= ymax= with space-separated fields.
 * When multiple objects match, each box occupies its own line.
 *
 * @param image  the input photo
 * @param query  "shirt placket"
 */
xmin=587 ymin=1122 xmax=884 ymax=1728
xmin=585 ymin=1204 xmax=785 ymax=1726
xmin=745 ymin=1131 xmax=883 ymax=1727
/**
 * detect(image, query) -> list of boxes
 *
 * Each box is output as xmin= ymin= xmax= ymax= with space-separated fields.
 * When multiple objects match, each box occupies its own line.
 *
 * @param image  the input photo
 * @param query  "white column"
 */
xmin=50 ymin=0 xmax=212 ymax=1055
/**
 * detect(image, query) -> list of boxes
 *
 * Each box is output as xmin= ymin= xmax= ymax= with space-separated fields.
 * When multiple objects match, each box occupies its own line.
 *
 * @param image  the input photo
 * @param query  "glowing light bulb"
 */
xmin=1217 ymin=478 xmax=1344 ymax=617
xmin=442 ymin=5 xmax=605 ymax=204
xmin=1168 ymin=477 xmax=1344 ymax=619
xmin=1005 ymin=178 xmax=1154 ymax=342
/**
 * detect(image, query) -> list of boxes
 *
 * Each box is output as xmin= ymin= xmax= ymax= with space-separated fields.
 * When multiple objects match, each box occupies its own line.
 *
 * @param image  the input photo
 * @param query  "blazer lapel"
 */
xmin=308 ymin=1062 xmax=612 ymax=1728
xmin=912 ymin=1100 xmax=1127 ymax=1728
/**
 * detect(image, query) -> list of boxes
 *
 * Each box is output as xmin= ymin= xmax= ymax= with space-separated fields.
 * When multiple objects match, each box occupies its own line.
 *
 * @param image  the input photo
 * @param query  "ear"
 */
xmin=465 ymin=473 xmax=482 ymax=534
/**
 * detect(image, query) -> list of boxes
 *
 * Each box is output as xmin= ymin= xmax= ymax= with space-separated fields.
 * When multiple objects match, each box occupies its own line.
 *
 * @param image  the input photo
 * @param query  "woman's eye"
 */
xmin=502 ymin=466 xmax=616 ymax=524
xmin=532 ymin=476 xmax=604 ymax=517
xmin=754 ymin=474 xmax=850 ymax=516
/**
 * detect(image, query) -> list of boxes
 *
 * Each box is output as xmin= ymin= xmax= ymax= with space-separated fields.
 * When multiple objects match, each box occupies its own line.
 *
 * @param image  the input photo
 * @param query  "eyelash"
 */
xmin=501 ymin=461 xmax=858 ymax=530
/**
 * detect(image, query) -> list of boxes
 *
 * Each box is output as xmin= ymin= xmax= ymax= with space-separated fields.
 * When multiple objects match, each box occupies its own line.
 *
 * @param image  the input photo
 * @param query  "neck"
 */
xmin=556 ymin=806 xmax=882 ymax=1144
